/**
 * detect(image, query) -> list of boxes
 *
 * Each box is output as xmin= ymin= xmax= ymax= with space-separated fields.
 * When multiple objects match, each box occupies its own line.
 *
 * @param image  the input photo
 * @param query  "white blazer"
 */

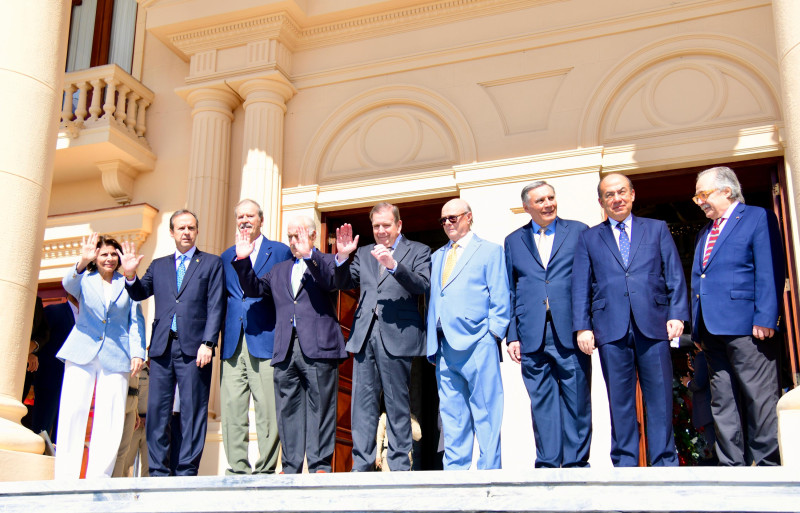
xmin=57 ymin=264 xmax=146 ymax=373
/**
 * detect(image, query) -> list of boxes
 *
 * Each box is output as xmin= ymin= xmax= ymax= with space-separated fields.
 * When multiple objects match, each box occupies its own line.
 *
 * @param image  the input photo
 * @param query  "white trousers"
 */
xmin=54 ymin=357 xmax=129 ymax=479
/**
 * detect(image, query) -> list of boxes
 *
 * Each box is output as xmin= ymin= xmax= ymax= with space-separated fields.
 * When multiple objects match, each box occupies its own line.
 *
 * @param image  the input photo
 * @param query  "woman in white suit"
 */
xmin=54 ymin=233 xmax=146 ymax=479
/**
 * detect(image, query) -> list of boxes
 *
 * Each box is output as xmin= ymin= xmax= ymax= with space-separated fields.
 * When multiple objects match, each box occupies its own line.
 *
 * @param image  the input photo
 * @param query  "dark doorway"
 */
xmin=628 ymin=157 xmax=798 ymax=465
xmin=321 ymin=197 xmax=456 ymax=471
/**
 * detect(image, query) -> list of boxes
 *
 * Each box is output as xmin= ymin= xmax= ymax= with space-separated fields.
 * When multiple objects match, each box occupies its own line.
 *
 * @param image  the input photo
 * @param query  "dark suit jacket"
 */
xmin=334 ymin=236 xmax=430 ymax=357
xmin=220 ymin=236 xmax=292 ymax=360
xmin=691 ymin=203 xmax=784 ymax=338
xmin=572 ymin=215 xmax=689 ymax=344
xmin=505 ymin=217 xmax=588 ymax=352
xmin=127 ymin=249 xmax=225 ymax=358
xmin=37 ymin=302 xmax=74 ymax=375
xmin=233 ymin=250 xmax=347 ymax=365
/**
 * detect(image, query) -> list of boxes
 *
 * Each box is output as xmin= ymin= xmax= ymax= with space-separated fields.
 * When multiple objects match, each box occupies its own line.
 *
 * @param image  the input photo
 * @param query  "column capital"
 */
xmin=230 ymin=72 xmax=297 ymax=111
xmin=177 ymin=84 xmax=240 ymax=120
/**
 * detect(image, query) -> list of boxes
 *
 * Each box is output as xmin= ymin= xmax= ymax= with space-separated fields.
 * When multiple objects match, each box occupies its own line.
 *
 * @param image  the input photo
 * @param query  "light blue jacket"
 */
xmin=57 ymin=264 xmax=146 ymax=373
xmin=426 ymin=234 xmax=511 ymax=357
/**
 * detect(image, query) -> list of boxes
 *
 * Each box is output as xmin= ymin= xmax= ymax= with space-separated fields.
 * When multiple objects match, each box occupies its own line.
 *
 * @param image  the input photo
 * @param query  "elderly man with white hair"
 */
xmin=232 ymin=215 xmax=347 ymax=473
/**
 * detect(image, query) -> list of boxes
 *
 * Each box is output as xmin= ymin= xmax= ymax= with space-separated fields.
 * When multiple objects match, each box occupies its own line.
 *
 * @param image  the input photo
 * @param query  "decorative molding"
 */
xmin=580 ymin=33 xmax=780 ymax=147
xmin=98 ymin=159 xmax=139 ymax=204
xmin=479 ymin=68 xmax=572 ymax=135
xmin=300 ymin=84 xmax=476 ymax=185
xmin=40 ymin=204 xmax=159 ymax=282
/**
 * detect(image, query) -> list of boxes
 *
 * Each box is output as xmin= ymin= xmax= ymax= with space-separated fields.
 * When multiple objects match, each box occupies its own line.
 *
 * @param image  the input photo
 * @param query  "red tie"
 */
xmin=702 ymin=218 xmax=722 ymax=267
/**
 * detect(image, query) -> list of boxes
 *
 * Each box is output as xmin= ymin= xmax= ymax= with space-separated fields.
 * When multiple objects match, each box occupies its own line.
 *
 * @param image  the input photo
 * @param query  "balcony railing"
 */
xmin=55 ymin=64 xmax=156 ymax=204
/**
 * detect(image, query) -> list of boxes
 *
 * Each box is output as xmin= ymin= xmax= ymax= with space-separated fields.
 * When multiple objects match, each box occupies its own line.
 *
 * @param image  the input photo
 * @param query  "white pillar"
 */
xmin=235 ymin=77 xmax=296 ymax=240
xmin=0 ymin=0 xmax=71 ymax=479
xmin=774 ymin=0 xmax=800 ymax=234
xmin=185 ymin=87 xmax=240 ymax=255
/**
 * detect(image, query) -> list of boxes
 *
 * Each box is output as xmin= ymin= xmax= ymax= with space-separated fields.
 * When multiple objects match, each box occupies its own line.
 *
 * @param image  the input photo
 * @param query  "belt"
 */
xmin=169 ymin=330 xmax=179 ymax=340
xmin=127 ymin=387 xmax=139 ymax=397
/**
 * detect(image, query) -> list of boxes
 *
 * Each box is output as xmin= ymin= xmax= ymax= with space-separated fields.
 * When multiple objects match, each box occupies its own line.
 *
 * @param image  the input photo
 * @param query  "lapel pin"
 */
xmin=195 ymin=258 xmax=200 ymax=263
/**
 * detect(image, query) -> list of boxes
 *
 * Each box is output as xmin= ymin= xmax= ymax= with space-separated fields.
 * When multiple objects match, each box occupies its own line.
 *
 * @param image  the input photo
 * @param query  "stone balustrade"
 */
xmin=60 ymin=64 xmax=154 ymax=147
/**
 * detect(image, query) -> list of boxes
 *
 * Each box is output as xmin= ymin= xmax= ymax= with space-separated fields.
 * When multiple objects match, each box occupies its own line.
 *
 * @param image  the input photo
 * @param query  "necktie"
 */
xmin=171 ymin=255 xmax=187 ymax=332
xmin=379 ymin=247 xmax=395 ymax=278
xmin=291 ymin=258 xmax=305 ymax=297
xmin=537 ymin=227 xmax=550 ymax=269
xmin=441 ymin=243 xmax=459 ymax=286
xmin=703 ymin=218 xmax=722 ymax=267
xmin=617 ymin=222 xmax=630 ymax=267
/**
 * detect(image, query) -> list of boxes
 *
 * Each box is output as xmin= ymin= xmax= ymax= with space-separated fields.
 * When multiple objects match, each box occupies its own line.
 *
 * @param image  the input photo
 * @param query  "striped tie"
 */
xmin=702 ymin=218 xmax=722 ymax=267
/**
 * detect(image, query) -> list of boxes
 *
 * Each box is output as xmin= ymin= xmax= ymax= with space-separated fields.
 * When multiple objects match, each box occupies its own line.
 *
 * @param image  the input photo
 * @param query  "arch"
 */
xmin=300 ymin=85 xmax=476 ymax=185
xmin=579 ymin=34 xmax=781 ymax=148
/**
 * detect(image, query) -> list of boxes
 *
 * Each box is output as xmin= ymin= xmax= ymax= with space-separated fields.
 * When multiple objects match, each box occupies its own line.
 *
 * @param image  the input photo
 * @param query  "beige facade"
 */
xmin=3 ymin=0 xmax=798 ymax=478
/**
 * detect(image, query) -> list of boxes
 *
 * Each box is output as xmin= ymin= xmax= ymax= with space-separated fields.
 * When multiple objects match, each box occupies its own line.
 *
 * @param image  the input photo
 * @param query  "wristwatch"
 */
xmin=202 ymin=341 xmax=215 ymax=348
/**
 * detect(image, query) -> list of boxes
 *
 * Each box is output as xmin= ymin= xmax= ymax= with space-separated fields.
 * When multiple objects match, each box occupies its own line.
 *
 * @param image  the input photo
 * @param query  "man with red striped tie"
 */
xmin=691 ymin=166 xmax=785 ymax=466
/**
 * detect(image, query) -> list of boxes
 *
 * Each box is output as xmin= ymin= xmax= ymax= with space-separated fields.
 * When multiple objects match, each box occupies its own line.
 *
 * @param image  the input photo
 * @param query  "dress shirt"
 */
xmin=532 ymin=220 xmax=555 ymax=266
xmin=703 ymin=201 xmax=738 ymax=256
xmin=249 ymin=235 xmax=263 ymax=268
xmin=447 ymin=231 xmax=474 ymax=258
xmin=612 ymin=214 xmax=633 ymax=251
xmin=174 ymin=246 xmax=197 ymax=273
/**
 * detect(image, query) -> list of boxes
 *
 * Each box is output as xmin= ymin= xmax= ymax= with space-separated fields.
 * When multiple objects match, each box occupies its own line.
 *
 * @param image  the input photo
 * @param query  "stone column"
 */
xmin=185 ymin=87 xmax=240 ymax=255
xmin=235 ymin=77 xmax=296 ymax=240
xmin=774 ymin=1 xmax=800 ymax=231
xmin=0 ymin=0 xmax=71 ymax=479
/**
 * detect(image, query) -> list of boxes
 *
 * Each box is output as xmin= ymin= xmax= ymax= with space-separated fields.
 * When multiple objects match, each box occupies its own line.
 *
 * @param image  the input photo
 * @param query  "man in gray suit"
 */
xmin=333 ymin=202 xmax=431 ymax=471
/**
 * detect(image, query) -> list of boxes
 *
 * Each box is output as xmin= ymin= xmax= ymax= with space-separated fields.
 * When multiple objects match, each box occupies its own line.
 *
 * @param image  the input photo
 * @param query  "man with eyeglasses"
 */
xmin=427 ymin=198 xmax=510 ymax=469
xmin=572 ymin=173 xmax=688 ymax=467
xmin=691 ymin=166 xmax=784 ymax=466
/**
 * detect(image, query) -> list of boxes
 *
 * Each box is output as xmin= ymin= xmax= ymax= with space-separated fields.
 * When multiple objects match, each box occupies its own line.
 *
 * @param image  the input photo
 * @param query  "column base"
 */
xmin=0 ymin=449 xmax=53 ymax=481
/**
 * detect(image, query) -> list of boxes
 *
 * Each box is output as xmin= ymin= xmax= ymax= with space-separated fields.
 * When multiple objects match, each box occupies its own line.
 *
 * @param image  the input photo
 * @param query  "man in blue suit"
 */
xmin=572 ymin=173 xmax=688 ymax=467
xmin=505 ymin=181 xmax=591 ymax=468
xmin=691 ymin=166 xmax=784 ymax=466
xmin=233 ymin=216 xmax=347 ymax=473
xmin=220 ymin=199 xmax=292 ymax=474
xmin=121 ymin=210 xmax=225 ymax=476
xmin=427 ymin=198 xmax=511 ymax=470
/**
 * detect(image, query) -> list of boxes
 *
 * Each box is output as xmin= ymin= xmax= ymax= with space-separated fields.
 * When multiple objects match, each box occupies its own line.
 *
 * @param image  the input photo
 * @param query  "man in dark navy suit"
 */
xmin=691 ymin=166 xmax=784 ymax=466
xmin=572 ymin=173 xmax=688 ymax=466
xmin=233 ymin=216 xmax=346 ymax=473
xmin=220 ymin=199 xmax=291 ymax=474
xmin=122 ymin=210 xmax=225 ymax=476
xmin=505 ymin=181 xmax=591 ymax=468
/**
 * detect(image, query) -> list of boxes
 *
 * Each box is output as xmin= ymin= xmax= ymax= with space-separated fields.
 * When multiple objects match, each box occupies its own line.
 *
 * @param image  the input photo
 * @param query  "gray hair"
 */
xmin=289 ymin=215 xmax=317 ymax=234
xmin=698 ymin=166 xmax=745 ymax=203
xmin=234 ymin=199 xmax=264 ymax=220
xmin=521 ymin=181 xmax=555 ymax=205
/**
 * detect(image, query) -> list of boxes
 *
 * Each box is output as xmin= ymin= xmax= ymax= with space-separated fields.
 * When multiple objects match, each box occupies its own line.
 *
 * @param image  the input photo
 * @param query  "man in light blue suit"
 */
xmin=427 ymin=198 xmax=510 ymax=470
xmin=220 ymin=199 xmax=292 ymax=474
xmin=505 ymin=181 xmax=591 ymax=468
xmin=572 ymin=173 xmax=688 ymax=467
xmin=691 ymin=166 xmax=784 ymax=466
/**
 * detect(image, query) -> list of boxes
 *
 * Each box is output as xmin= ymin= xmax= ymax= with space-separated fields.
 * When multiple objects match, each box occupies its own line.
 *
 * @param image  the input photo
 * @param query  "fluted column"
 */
xmin=0 ymin=0 xmax=71 ymax=479
xmin=235 ymin=77 xmax=296 ymax=240
xmin=185 ymin=87 xmax=240 ymax=255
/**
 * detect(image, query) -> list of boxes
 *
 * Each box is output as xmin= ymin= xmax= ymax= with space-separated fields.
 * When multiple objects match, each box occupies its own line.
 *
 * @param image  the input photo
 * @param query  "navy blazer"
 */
xmin=127 ymin=249 xmax=225 ymax=358
xmin=505 ymin=217 xmax=588 ymax=352
xmin=572 ymin=215 xmax=689 ymax=344
xmin=334 ymin=236 xmax=430 ymax=357
xmin=691 ymin=203 xmax=784 ymax=338
xmin=220 ymin=236 xmax=292 ymax=360
xmin=233 ymin=250 xmax=347 ymax=365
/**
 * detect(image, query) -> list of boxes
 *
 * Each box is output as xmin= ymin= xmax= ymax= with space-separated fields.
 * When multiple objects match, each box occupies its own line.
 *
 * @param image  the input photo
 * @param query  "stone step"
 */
xmin=0 ymin=467 xmax=798 ymax=512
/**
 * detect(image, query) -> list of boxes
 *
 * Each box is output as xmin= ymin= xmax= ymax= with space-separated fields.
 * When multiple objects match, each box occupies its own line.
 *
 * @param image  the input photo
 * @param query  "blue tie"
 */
xmin=617 ymin=222 xmax=630 ymax=267
xmin=171 ymin=255 xmax=187 ymax=331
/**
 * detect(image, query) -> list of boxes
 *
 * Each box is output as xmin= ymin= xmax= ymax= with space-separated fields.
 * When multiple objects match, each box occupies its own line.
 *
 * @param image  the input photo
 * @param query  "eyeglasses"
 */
xmin=692 ymin=189 xmax=717 ymax=205
xmin=439 ymin=212 xmax=468 ymax=226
